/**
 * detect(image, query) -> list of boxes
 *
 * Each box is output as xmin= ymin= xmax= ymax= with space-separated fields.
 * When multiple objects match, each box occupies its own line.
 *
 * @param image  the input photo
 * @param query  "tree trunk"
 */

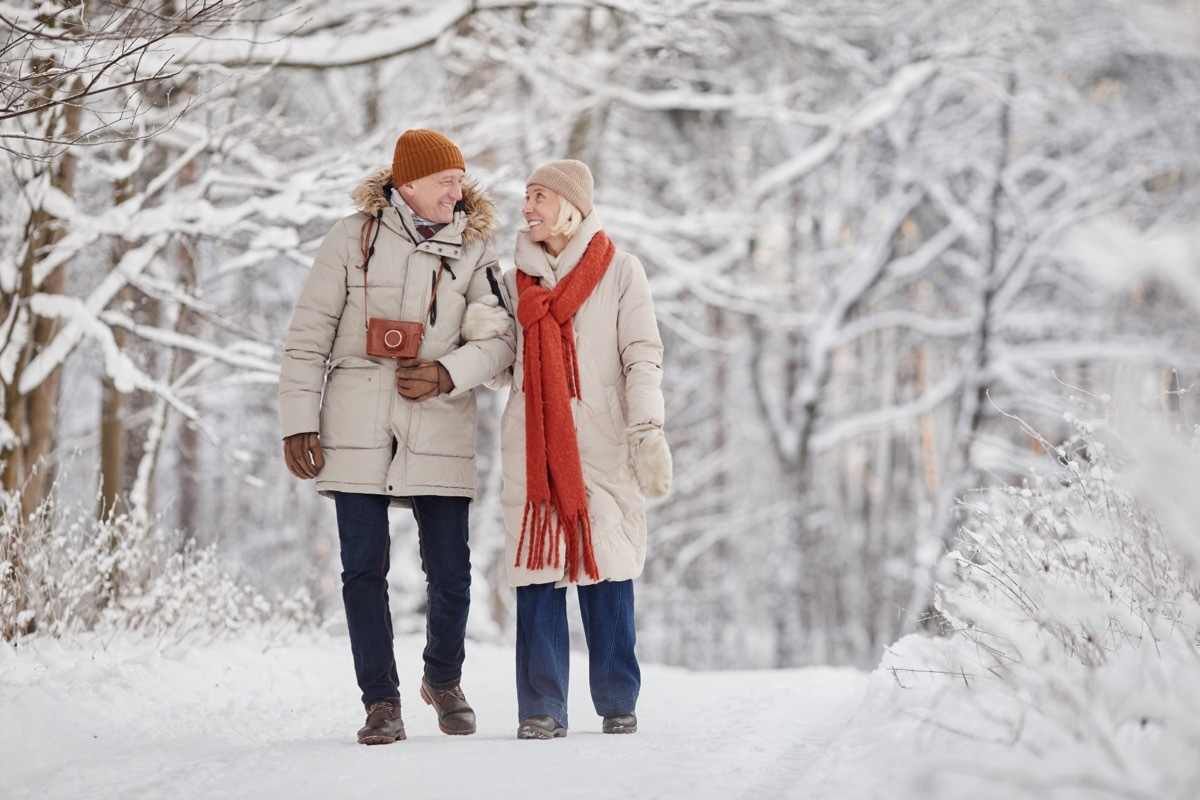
xmin=99 ymin=285 xmax=130 ymax=519
xmin=99 ymin=149 xmax=137 ymax=520
xmin=905 ymin=71 xmax=1017 ymax=630
xmin=4 ymin=75 xmax=81 ymax=519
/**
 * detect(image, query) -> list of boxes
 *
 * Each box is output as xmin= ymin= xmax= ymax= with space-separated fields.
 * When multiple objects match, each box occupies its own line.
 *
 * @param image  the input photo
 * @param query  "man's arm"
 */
xmin=279 ymin=219 xmax=351 ymax=437
xmin=436 ymin=244 xmax=517 ymax=394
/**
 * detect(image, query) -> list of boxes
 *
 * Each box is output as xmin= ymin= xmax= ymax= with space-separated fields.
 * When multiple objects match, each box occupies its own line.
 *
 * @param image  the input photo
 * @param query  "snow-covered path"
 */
xmin=1 ymin=633 xmax=869 ymax=800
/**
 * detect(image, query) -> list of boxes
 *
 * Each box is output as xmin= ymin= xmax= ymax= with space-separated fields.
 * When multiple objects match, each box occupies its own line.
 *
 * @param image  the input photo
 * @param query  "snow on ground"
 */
xmin=0 ymin=631 xmax=872 ymax=800
xmin=8 ymin=626 xmax=1152 ymax=800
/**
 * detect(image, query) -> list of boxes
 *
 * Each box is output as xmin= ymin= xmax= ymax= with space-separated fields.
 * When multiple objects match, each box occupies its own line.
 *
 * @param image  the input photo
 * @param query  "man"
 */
xmin=279 ymin=129 xmax=515 ymax=745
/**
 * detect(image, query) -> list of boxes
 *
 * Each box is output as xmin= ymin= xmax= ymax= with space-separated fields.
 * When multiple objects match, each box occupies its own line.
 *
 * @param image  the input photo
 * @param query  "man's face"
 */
xmin=402 ymin=168 xmax=465 ymax=224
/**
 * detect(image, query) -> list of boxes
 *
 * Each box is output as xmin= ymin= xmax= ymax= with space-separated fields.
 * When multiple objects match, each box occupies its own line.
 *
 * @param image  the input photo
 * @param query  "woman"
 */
xmin=463 ymin=159 xmax=671 ymax=739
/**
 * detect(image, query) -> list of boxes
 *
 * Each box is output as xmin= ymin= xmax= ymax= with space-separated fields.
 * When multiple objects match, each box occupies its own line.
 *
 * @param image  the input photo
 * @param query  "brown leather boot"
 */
xmin=602 ymin=713 xmax=637 ymax=734
xmin=518 ymin=714 xmax=567 ymax=739
xmin=420 ymin=677 xmax=477 ymax=735
xmin=357 ymin=701 xmax=406 ymax=745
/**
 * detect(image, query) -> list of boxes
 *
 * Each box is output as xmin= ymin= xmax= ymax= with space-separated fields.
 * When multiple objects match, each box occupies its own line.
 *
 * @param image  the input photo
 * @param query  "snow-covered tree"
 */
xmin=4 ymin=0 xmax=1198 ymax=666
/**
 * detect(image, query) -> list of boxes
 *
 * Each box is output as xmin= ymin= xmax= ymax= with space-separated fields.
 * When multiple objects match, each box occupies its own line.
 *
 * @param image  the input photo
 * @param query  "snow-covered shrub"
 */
xmin=928 ymin=397 xmax=1200 ymax=797
xmin=0 ymin=487 xmax=317 ymax=642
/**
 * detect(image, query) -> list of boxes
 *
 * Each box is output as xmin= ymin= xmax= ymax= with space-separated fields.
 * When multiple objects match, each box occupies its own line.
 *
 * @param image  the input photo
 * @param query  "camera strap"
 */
xmin=427 ymin=257 xmax=447 ymax=327
xmin=357 ymin=210 xmax=384 ymax=331
xmin=486 ymin=266 xmax=508 ymax=311
xmin=356 ymin=209 xmax=447 ymax=330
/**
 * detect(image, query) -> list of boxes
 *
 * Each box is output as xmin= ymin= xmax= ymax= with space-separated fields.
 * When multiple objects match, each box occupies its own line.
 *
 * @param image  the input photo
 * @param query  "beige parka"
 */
xmin=279 ymin=169 xmax=516 ymax=504
xmin=498 ymin=211 xmax=666 ymax=587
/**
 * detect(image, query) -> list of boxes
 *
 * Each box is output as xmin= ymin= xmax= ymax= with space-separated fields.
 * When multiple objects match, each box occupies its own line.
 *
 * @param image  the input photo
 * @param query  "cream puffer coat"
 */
xmin=497 ymin=211 xmax=665 ymax=587
xmin=279 ymin=169 xmax=516 ymax=504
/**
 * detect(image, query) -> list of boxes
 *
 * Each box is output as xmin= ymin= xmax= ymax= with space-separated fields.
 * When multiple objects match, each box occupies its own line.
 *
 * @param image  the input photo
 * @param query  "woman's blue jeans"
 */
xmin=515 ymin=579 xmax=640 ymax=729
xmin=332 ymin=491 xmax=471 ymax=709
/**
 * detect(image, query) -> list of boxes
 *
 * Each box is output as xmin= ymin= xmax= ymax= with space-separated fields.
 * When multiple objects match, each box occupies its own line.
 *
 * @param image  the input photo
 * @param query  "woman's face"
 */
xmin=522 ymin=184 xmax=562 ymax=248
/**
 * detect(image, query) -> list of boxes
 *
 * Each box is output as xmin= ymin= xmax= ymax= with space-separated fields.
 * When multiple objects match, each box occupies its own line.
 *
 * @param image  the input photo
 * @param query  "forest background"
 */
xmin=2 ymin=0 xmax=1199 ymax=672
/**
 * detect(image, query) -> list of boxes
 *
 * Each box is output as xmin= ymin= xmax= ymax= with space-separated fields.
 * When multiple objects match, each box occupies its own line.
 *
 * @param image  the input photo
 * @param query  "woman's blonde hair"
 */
xmin=549 ymin=196 xmax=582 ymax=240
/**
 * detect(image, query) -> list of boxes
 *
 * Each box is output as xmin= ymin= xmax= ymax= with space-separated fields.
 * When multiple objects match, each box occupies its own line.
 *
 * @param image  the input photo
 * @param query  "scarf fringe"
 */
xmin=515 ymin=500 xmax=601 ymax=583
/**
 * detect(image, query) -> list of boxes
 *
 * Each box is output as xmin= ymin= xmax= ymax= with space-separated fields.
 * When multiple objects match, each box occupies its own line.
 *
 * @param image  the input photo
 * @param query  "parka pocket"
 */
xmin=606 ymin=388 xmax=629 ymax=446
xmin=319 ymin=360 xmax=389 ymax=448
xmin=407 ymin=390 xmax=476 ymax=458
xmin=500 ymin=392 xmax=527 ymax=484
xmin=579 ymin=352 xmax=627 ymax=447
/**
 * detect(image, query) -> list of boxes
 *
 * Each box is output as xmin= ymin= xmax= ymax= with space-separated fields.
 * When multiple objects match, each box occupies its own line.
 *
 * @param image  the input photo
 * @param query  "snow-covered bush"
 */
xmin=0 ymin=487 xmax=317 ymax=642
xmin=926 ymin=396 xmax=1200 ymax=796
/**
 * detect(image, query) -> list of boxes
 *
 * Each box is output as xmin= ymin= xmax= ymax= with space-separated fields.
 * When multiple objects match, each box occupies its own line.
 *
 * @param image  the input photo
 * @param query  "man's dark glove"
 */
xmin=395 ymin=359 xmax=454 ymax=402
xmin=283 ymin=432 xmax=324 ymax=479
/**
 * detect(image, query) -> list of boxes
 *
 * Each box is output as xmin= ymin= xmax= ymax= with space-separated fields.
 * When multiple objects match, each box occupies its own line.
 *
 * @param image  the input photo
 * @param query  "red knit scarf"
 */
xmin=514 ymin=231 xmax=615 ymax=582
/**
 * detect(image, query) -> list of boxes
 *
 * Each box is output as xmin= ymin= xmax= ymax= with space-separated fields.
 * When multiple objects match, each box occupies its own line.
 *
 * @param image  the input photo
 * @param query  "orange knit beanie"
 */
xmin=392 ymin=129 xmax=465 ymax=187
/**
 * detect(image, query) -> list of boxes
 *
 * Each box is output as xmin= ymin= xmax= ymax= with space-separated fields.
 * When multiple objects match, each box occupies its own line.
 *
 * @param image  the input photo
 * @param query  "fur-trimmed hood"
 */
xmin=351 ymin=167 xmax=497 ymax=245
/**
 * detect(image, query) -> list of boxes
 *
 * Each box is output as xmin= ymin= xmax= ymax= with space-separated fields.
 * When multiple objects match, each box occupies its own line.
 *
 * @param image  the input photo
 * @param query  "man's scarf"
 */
xmin=514 ymin=231 xmax=615 ymax=582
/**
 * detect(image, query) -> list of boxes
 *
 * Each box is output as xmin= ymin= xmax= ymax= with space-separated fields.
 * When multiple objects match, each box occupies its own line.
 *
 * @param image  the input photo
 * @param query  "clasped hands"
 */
xmin=395 ymin=358 xmax=454 ymax=402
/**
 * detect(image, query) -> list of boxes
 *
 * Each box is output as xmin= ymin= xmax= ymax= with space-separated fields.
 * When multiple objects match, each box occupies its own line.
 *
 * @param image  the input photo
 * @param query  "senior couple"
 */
xmin=278 ymin=130 xmax=671 ymax=744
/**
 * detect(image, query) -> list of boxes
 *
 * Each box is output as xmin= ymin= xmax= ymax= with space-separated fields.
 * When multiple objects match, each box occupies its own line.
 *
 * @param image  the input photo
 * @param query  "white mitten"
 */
xmin=461 ymin=295 xmax=512 ymax=341
xmin=628 ymin=427 xmax=672 ymax=499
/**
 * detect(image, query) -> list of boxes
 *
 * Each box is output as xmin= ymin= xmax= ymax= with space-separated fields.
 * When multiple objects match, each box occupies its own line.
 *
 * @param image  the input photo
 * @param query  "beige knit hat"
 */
xmin=392 ymin=129 xmax=465 ymax=186
xmin=526 ymin=159 xmax=594 ymax=217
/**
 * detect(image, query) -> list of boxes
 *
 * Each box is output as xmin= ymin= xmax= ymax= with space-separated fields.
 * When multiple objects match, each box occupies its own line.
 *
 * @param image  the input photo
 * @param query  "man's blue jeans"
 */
xmin=332 ymin=492 xmax=471 ymax=709
xmin=515 ymin=579 xmax=640 ymax=729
